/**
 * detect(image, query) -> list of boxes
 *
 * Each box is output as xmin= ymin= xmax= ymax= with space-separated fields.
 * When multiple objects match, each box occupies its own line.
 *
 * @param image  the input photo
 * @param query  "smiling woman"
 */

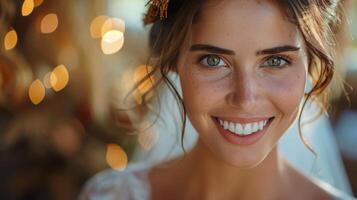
xmin=80 ymin=0 xmax=354 ymax=199
xmin=177 ymin=0 xmax=311 ymax=168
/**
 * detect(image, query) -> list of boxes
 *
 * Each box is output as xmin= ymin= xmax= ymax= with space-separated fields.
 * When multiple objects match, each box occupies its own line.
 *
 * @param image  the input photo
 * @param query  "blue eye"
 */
xmin=199 ymin=55 xmax=227 ymax=68
xmin=261 ymin=56 xmax=291 ymax=68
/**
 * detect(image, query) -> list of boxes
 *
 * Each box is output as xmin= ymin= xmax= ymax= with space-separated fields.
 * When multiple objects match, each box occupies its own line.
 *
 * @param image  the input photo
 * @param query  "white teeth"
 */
xmin=253 ymin=122 xmax=259 ymax=132
xmin=259 ymin=121 xmax=263 ymax=130
xmin=235 ymin=123 xmax=243 ymax=133
xmin=224 ymin=121 xmax=229 ymax=130
xmin=218 ymin=118 xmax=271 ymax=136
xmin=229 ymin=122 xmax=235 ymax=132
xmin=244 ymin=124 xmax=252 ymax=135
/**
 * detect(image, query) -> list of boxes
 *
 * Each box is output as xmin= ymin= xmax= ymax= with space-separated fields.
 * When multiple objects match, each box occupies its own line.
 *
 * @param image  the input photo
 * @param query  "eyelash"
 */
xmin=197 ymin=54 xmax=293 ymax=69
xmin=261 ymin=55 xmax=292 ymax=68
xmin=197 ymin=54 xmax=228 ymax=68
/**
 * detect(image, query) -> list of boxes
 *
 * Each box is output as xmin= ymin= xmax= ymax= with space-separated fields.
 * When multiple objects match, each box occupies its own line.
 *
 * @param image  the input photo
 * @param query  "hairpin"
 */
xmin=143 ymin=0 xmax=170 ymax=25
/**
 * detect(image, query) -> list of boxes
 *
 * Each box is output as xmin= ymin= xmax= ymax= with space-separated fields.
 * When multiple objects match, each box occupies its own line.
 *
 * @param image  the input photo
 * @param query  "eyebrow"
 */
xmin=189 ymin=44 xmax=300 ymax=56
xmin=190 ymin=44 xmax=235 ymax=55
xmin=256 ymin=45 xmax=300 ymax=55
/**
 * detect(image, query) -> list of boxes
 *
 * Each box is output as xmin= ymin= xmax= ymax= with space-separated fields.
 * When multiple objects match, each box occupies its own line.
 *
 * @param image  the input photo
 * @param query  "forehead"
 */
xmin=191 ymin=0 xmax=303 ymax=53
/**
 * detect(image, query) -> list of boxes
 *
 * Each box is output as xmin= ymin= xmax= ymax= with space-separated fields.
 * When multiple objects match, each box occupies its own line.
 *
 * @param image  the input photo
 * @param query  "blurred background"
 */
xmin=0 ymin=0 xmax=356 ymax=199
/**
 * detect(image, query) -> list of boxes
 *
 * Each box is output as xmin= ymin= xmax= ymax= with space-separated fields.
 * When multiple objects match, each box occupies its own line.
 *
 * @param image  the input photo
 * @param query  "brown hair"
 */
xmin=132 ymin=0 xmax=346 ymax=154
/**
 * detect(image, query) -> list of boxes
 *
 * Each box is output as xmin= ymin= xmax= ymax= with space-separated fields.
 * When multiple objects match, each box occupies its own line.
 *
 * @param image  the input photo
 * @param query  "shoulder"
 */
xmin=78 ymin=164 xmax=152 ymax=200
xmin=286 ymin=163 xmax=355 ymax=200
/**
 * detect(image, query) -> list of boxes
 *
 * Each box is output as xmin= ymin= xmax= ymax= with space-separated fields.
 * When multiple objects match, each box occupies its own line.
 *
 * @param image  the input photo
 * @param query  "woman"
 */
xmin=80 ymin=0 xmax=354 ymax=199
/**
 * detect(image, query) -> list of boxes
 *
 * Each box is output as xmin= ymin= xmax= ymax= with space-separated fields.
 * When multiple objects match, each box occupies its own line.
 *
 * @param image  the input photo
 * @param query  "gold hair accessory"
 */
xmin=143 ymin=0 xmax=170 ymax=25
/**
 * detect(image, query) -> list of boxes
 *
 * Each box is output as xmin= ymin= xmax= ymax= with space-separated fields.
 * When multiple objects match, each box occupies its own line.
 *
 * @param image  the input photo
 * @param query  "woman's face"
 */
xmin=177 ymin=0 xmax=309 ymax=167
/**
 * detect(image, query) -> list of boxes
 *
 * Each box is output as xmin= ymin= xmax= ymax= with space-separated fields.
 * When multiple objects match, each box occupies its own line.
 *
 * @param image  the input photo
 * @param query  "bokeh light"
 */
xmin=40 ymin=13 xmax=58 ymax=34
xmin=134 ymin=65 xmax=154 ymax=94
xmin=133 ymin=65 xmax=155 ymax=104
xmin=4 ymin=29 xmax=18 ymax=50
xmin=101 ymin=18 xmax=125 ymax=36
xmin=22 ymin=0 xmax=35 ymax=16
xmin=29 ymin=79 xmax=45 ymax=105
xmin=101 ymin=30 xmax=124 ymax=55
xmin=50 ymin=65 xmax=69 ymax=92
xmin=90 ymin=15 xmax=109 ymax=39
xmin=105 ymin=144 xmax=128 ymax=171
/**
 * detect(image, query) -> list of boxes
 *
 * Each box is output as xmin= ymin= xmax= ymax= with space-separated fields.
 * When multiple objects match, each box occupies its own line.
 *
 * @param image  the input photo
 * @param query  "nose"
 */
xmin=226 ymin=73 xmax=259 ymax=110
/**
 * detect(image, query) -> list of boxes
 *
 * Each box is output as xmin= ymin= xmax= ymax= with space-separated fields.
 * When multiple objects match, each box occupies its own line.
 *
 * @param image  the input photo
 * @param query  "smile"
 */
xmin=218 ymin=118 xmax=269 ymax=136
xmin=213 ymin=116 xmax=275 ymax=145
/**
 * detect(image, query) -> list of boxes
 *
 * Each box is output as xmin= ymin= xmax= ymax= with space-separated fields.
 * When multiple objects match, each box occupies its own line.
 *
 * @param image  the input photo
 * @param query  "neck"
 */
xmin=182 ymin=140 xmax=287 ymax=200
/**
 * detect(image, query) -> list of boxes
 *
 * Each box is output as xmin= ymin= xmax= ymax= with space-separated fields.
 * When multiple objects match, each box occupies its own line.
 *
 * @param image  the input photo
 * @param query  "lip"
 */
xmin=214 ymin=116 xmax=272 ymax=124
xmin=212 ymin=116 xmax=274 ymax=146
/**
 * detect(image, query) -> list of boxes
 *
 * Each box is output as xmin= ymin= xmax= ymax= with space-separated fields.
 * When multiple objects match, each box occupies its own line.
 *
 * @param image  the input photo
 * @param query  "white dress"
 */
xmin=78 ymin=164 xmax=151 ymax=200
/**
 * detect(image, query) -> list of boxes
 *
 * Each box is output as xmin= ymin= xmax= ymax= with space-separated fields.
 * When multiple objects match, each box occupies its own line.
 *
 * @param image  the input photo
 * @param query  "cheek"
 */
xmin=179 ymin=67 xmax=227 ymax=115
xmin=266 ymin=72 xmax=304 ymax=118
xmin=180 ymin=70 xmax=211 ymax=115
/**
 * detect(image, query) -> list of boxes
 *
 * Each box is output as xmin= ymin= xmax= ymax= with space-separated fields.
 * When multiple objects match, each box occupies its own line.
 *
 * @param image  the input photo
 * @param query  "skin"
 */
xmin=180 ymin=0 xmax=307 ymax=168
xmin=149 ymin=0 xmax=333 ymax=199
